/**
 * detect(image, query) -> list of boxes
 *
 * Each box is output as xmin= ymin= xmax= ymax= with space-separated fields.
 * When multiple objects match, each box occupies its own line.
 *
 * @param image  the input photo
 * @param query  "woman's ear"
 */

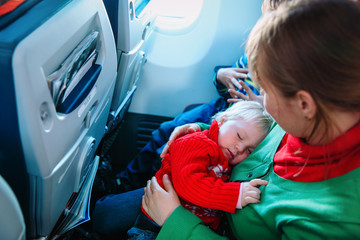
xmin=296 ymin=90 xmax=317 ymax=121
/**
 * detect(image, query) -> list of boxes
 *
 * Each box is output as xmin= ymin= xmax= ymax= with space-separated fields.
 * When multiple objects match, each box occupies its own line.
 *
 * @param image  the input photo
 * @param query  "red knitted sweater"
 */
xmin=153 ymin=120 xmax=241 ymax=229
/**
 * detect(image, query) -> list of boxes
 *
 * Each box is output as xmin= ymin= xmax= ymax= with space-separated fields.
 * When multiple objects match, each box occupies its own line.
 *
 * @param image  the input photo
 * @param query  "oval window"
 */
xmin=150 ymin=0 xmax=204 ymax=34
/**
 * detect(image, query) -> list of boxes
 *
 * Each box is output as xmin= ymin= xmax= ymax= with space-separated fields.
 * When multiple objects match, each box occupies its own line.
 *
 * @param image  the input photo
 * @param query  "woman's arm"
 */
xmin=142 ymin=175 xmax=181 ymax=226
xmin=142 ymin=175 xmax=228 ymax=240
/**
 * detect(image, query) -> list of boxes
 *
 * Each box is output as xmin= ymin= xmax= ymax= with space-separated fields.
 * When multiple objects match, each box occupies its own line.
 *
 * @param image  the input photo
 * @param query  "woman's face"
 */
xmin=217 ymin=118 xmax=265 ymax=166
xmin=260 ymin=77 xmax=310 ymax=138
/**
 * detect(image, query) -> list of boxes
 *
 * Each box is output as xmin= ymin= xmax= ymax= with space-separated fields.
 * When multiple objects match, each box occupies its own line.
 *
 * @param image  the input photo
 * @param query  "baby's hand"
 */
xmin=160 ymin=123 xmax=200 ymax=158
xmin=241 ymin=179 xmax=268 ymax=207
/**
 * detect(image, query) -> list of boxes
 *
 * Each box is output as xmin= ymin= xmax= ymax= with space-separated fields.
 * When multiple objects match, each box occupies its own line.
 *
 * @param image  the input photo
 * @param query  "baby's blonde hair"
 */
xmin=212 ymin=101 xmax=273 ymax=134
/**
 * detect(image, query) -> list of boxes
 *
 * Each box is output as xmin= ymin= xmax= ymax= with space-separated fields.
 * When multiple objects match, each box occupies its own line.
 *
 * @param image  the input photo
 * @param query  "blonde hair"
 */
xmin=266 ymin=0 xmax=293 ymax=11
xmin=212 ymin=101 xmax=273 ymax=134
xmin=246 ymin=0 xmax=360 ymax=140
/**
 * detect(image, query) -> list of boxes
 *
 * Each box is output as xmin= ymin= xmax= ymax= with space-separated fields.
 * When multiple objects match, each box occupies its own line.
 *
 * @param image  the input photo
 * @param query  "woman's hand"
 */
xmin=228 ymin=80 xmax=264 ymax=106
xmin=142 ymin=174 xmax=181 ymax=226
xmin=216 ymin=68 xmax=249 ymax=99
xmin=160 ymin=123 xmax=201 ymax=158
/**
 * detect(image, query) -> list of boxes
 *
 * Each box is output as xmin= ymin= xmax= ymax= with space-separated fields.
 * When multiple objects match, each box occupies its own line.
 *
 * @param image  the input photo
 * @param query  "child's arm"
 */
xmin=169 ymin=137 xmax=240 ymax=213
xmin=238 ymin=179 xmax=268 ymax=208
xmin=160 ymin=123 xmax=208 ymax=159
xmin=160 ymin=124 xmax=201 ymax=158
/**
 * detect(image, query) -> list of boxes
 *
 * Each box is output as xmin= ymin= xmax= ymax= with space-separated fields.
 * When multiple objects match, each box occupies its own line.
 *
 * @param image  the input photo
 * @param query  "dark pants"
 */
xmin=92 ymin=188 xmax=144 ymax=239
xmin=127 ymin=212 xmax=161 ymax=240
xmin=116 ymin=97 xmax=228 ymax=190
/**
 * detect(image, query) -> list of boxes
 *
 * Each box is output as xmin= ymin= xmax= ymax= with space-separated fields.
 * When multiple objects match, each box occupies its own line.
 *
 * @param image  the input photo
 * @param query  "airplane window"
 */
xmin=150 ymin=0 xmax=204 ymax=34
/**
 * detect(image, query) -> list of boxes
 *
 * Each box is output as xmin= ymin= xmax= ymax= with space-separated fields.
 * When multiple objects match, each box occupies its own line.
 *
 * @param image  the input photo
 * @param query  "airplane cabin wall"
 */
xmin=128 ymin=0 xmax=262 ymax=118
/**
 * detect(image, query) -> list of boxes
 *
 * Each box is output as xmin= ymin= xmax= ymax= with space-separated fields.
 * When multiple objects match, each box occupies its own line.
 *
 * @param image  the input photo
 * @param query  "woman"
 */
xmin=141 ymin=0 xmax=360 ymax=239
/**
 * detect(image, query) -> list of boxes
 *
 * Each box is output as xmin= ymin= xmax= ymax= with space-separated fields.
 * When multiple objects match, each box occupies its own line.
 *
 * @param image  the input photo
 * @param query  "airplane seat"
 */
xmin=0 ymin=175 xmax=26 ymax=240
xmin=183 ymin=103 xmax=205 ymax=113
xmin=0 ymin=0 xmax=117 ymax=238
xmin=103 ymin=0 xmax=155 ymax=132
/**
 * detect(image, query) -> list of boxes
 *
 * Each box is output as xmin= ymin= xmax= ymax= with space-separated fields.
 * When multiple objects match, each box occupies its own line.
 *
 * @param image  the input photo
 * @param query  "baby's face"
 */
xmin=217 ymin=118 xmax=265 ymax=166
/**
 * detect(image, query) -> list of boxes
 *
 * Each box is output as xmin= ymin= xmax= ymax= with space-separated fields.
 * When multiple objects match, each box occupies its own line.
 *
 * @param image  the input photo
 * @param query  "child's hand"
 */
xmin=217 ymin=68 xmax=249 ymax=99
xmin=228 ymin=81 xmax=264 ymax=106
xmin=160 ymin=123 xmax=201 ymax=158
xmin=241 ymin=179 xmax=268 ymax=208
